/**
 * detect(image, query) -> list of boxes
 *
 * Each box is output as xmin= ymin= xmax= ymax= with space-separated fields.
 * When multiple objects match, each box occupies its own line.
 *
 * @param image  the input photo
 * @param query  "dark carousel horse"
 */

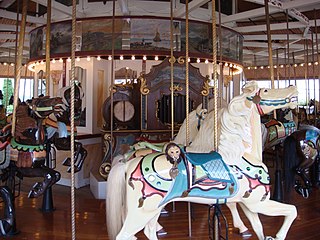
xmin=0 ymin=96 xmax=64 ymax=236
xmin=283 ymin=125 xmax=320 ymax=200
xmin=7 ymin=96 xmax=64 ymax=198
xmin=45 ymin=84 xmax=87 ymax=173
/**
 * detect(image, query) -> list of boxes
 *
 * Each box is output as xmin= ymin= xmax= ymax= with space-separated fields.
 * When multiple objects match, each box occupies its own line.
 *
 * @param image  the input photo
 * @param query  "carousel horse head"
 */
xmin=13 ymin=96 xmax=63 ymax=146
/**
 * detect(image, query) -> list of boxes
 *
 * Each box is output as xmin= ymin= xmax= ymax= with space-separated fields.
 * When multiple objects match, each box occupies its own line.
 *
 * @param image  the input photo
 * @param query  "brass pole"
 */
xmin=170 ymin=0 xmax=175 ymax=140
xmin=286 ymin=10 xmax=291 ymax=85
xmin=264 ymin=0 xmax=276 ymax=118
xmin=45 ymin=0 xmax=52 ymax=96
xmin=212 ymin=0 xmax=218 ymax=150
xmin=12 ymin=0 xmax=28 ymax=137
xmin=185 ymin=0 xmax=190 ymax=146
xmin=185 ymin=1 xmax=192 ymax=237
xmin=264 ymin=0 xmax=275 ymax=88
xmin=70 ymin=0 xmax=77 ymax=239
xmin=110 ymin=0 xmax=116 ymax=162
xmin=314 ymin=9 xmax=320 ymax=108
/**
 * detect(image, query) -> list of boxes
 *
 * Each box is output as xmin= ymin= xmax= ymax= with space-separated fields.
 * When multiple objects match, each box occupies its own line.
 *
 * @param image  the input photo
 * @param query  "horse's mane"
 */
xmin=187 ymin=85 xmax=254 ymax=163
xmin=218 ymin=92 xmax=253 ymax=163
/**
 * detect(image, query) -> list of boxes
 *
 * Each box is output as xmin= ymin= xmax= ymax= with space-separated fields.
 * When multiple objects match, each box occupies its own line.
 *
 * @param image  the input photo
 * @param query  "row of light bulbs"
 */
xmin=26 ymin=55 xmax=243 ymax=74
xmin=246 ymin=61 xmax=319 ymax=70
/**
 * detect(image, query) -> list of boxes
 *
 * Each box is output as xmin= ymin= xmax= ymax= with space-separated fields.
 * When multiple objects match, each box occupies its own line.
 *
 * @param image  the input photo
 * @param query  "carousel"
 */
xmin=0 ymin=0 xmax=319 ymax=240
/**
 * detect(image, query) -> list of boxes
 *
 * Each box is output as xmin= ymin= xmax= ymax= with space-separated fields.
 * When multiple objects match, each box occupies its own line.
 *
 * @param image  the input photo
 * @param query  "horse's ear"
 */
xmin=242 ymin=81 xmax=259 ymax=94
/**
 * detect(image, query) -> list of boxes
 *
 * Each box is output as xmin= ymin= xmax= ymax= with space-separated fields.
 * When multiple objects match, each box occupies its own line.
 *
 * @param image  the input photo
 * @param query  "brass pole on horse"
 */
xmin=305 ymin=39 xmax=310 ymax=115
xmin=292 ymin=52 xmax=297 ymax=86
xmin=110 ymin=0 xmax=116 ymax=163
xmin=314 ymin=9 xmax=320 ymax=114
xmin=12 ymin=0 xmax=28 ymax=137
xmin=286 ymin=10 xmax=291 ymax=85
xmin=70 ymin=0 xmax=77 ymax=239
xmin=276 ymin=49 xmax=279 ymax=88
xmin=212 ymin=0 xmax=218 ymax=150
xmin=311 ymin=31 xmax=316 ymax=123
xmin=170 ymin=0 xmax=175 ymax=140
xmin=184 ymin=1 xmax=192 ymax=237
xmin=264 ymin=0 xmax=276 ymax=119
xmin=45 ymin=0 xmax=52 ymax=96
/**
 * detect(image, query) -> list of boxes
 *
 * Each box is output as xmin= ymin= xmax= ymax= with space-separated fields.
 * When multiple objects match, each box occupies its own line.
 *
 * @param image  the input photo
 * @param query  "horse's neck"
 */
xmin=244 ymin=109 xmax=263 ymax=163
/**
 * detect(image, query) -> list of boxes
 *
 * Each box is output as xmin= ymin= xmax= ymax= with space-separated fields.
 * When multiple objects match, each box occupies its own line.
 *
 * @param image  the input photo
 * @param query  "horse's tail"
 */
xmin=106 ymin=161 xmax=127 ymax=240
xmin=283 ymin=135 xmax=300 ymax=197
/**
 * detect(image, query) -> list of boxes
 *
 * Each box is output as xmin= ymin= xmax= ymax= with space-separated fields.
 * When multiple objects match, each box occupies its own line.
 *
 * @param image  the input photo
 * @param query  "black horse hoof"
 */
xmin=62 ymin=157 xmax=71 ymax=166
xmin=28 ymin=182 xmax=44 ymax=198
xmin=67 ymin=165 xmax=80 ymax=173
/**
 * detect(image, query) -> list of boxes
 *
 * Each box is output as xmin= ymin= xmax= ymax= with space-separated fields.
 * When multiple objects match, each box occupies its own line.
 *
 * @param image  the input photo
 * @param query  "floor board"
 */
xmin=2 ymin=175 xmax=319 ymax=240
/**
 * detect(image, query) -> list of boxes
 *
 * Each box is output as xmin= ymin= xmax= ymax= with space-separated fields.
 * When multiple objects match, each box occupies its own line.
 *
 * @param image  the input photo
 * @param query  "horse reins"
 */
xmin=247 ymin=89 xmax=292 ymax=116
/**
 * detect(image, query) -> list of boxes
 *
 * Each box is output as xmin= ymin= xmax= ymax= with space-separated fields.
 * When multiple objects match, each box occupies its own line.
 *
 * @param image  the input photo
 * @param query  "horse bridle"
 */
xmin=247 ymin=89 xmax=292 ymax=116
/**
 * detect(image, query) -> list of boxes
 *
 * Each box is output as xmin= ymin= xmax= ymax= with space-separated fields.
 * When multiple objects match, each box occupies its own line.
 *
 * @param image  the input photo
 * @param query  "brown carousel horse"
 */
xmin=5 ymin=96 xmax=64 ymax=198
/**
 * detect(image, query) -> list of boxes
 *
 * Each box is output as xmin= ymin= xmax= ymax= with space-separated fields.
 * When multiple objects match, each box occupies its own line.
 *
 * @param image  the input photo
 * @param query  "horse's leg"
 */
xmin=117 ymin=209 xmax=161 ymax=240
xmin=243 ymin=200 xmax=297 ymax=240
xmin=226 ymin=202 xmax=252 ymax=237
xmin=143 ymin=211 xmax=162 ymax=240
xmin=19 ymin=167 xmax=61 ymax=198
xmin=67 ymin=143 xmax=87 ymax=173
xmin=237 ymin=202 xmax=264 ymax=239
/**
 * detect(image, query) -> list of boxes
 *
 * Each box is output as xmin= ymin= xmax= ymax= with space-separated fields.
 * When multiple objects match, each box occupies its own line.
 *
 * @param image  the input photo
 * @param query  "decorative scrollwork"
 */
xmin=169 ymin=84 xmax=183 ymax=92
xmin=177 ymin=56 xmax=185 ymax=64
xmin=201 ymin=77 xmax=211 ymax=96
xmin=138 ymin=74 xmax=150 ymax=95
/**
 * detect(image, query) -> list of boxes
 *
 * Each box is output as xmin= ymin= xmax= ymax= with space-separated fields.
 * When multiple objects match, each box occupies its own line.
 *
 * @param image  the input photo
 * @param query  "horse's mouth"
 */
xmin=289 ymin=96 xmax=298 ymax=103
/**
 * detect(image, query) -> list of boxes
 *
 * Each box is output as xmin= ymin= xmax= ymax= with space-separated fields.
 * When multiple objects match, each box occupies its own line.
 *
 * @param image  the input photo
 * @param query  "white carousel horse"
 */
xmin=106 ymin=81 xmax=298 ymax=240
xmin=111 ymin=99 xmax=251 ymax=237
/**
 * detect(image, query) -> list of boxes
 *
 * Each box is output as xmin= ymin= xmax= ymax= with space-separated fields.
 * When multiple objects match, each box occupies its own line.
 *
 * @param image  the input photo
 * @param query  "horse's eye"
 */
xmin=264 ymin=89 xmax=268 ymax=93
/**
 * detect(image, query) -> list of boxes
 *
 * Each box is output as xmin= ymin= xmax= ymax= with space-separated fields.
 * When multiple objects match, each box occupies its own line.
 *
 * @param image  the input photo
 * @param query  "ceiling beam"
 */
xmin=0 ymin=24 xmax=34 ymax=33
xmin=221 ymin=7 xmax=279 ymax=24
xmin=0 ymin=33 xmax=29 ymax=40
xmin=243 ymin=33 xmax=320 ymax=41
xmin=282 ymin=0 xmax=320 ymax=10
xmin=0 ymin=0 xmax=16 ymax=8
xmin=0 ymin=9 xmax=46 ymax=25
xmin=31 ymin=0 xmax=85 ymax=18
xmin=0 ymin=42 xmax=29 ymax=48
xmin=174 ymin=0 xmax=210 ymax=18
xmin=234 ymin=21 xmax=307 ymax=33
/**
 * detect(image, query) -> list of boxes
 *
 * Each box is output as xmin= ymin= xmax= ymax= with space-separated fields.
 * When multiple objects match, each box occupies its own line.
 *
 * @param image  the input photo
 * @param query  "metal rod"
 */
xmin=70 ymin=0 xmax=77 ymax=238
xmin=286 ymin=10 xmax=291 ymax=85
xmin=264 ymin=0 xmax=275 ymax=88
xmin=170 ymin=0 xmax=174 ymax=140
xmin=45 ymin=0 xmax=52 ymax=96
xmin=12 ymin=0 xmax=28 ymax=137
xmin=110 ymin=0 xmax=116 ymax=162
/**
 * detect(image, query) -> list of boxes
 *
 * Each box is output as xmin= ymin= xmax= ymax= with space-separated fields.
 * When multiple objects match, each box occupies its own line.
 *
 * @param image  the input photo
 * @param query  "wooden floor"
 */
xmin=2 ymin=175 xmax=320 ymax=240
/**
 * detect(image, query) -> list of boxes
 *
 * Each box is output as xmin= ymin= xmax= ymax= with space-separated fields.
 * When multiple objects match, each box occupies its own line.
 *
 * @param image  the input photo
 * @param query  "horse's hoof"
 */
xmin=240 ymin=230 xmax=252 ymax=238
xmin=67 ymin=165 xmax=80 ymax=173
xmin=28 ymin=182 xmax=43 ymax=198
xmin=157 ymin=228 xmax=167 ymax=236
xmin=62 ymin=158 xmax=71 ymax=166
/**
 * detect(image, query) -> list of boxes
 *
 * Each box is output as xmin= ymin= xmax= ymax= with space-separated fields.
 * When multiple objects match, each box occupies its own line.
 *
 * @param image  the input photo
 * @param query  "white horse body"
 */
xmin=106 ymin=81 xmax=298 ymax=240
